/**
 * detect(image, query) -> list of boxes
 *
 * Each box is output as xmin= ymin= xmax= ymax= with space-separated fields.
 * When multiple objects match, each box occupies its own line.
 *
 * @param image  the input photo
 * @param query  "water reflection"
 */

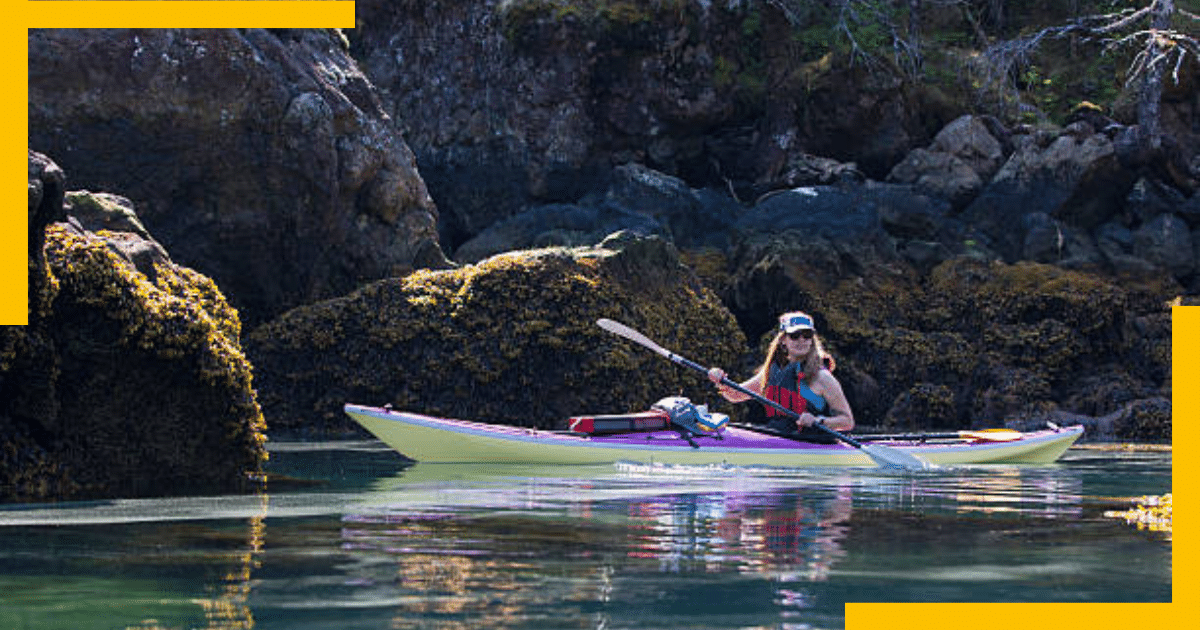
xmin=334 ymin=462 xmax=1088 ymax=627
xmin=849 ymin=465 xmax=1084 ymax=519
xmin=621 ymin=480 xmax=853 ymax=581
xmin=198 ymin=493 xmax=267 ymax=629
xmin=0 ymin=447 xmax=1169 ymax=629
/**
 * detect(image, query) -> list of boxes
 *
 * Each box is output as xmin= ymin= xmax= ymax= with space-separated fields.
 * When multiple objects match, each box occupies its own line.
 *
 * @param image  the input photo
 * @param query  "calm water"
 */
xmin=0 ymin=440 xmax=1171 ymax=630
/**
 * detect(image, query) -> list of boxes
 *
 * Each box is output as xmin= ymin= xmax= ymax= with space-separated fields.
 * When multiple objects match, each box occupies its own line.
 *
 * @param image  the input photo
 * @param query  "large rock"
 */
xmin=1133 ymin=213 xmax=1195 ymax=278
xmin=245 ymin=234 xmax=748 ymax=432
xmin=690 ymin=238 xmax=1175 ymax=438
xmin=929 ymin=115 xmax=1007 ymax=181
xmin=1 ymin=152 xmax=267 ymax=501
xmin=887 ymin=115 xmax=1008 ymax=209
xmin=29 ymin=29 xmax=447 ymax=326
xmin=961 ymin=126 xmax=1135 ymax=261
xmin=453 ymin=163 xmax=741 ymax=262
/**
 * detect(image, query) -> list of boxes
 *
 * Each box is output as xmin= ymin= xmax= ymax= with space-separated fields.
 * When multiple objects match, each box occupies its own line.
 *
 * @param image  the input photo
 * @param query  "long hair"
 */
xmin=756 ymin=331 xmax=835 ymax=386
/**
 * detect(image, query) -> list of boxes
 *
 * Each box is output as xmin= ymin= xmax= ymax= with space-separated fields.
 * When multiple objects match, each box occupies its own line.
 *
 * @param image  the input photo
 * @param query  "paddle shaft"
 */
xmin=734 ymin=424 xmax=1018 ymax=443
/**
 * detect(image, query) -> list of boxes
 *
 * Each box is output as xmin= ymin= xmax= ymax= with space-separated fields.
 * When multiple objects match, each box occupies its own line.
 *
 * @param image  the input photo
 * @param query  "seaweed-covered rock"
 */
xmin=246 ymin=234 xmax=747 ymax=432
xmin=2 ymin=153 xmax=267 ymax=501
xmin=696 ymin=241 xmax=1175 ymax=438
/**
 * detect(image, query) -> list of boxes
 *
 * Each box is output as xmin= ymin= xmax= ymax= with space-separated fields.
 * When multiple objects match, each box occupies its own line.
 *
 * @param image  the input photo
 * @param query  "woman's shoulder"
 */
xmin=813 ymin=367 xmax=843 ymax=390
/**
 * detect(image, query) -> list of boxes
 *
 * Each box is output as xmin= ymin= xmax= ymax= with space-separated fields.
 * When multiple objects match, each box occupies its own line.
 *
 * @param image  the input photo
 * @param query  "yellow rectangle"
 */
xmin=25 ymin=2 xmax=355 ymax=28
xmin=3 ymin=25 xmax=27 ymax=325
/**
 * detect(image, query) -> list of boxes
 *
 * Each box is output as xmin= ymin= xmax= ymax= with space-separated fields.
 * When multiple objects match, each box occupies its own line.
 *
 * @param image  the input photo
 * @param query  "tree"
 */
xmin=980 ymin=0 xmax=1200 ymax=146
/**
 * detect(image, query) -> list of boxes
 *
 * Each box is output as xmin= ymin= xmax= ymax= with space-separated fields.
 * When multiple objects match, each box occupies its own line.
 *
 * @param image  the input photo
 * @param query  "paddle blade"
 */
xmin=961 ymin=429 xmax=1023 ymax=442
xmin=861 ymin=443 xmax=934 ymax=471
xmin=596 ymin=318 xmax=672 ymax=358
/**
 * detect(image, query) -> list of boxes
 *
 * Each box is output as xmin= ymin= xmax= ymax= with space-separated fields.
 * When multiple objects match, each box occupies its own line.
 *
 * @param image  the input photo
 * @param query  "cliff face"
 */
xmin=29 ymin=28 xmax=449 ymax=327
xmin=349 ymin=0 xmax=1197 ymax=259
xmin=350 ymin=0 xmax=945 ymax=250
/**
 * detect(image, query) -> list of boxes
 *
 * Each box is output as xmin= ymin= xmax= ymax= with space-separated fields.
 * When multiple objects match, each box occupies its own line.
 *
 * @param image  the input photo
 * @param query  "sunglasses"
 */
xmin=786 ymin=329 xmax=814 ymax=340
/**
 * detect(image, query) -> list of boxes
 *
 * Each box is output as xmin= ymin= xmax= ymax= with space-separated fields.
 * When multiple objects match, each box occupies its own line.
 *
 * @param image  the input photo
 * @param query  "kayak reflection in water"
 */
xmin=708 ymin=311 xmax=854 ymax=443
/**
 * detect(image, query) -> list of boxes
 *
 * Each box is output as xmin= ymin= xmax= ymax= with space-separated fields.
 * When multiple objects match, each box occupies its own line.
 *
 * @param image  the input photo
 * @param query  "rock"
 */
xmin=27 ymin=151 xmax=66 ymax=317
xmin=453 ymin=202 xmax=665 ymax=263
xmin=1180 ymin=190 xmax=1200 ymax=221
xmin=1021 ymin=212 xmax=1067 ymax=263
xmin=765 ymin=153 xmax=865 ymax=190
xmin=451 ymin=163 xmax=741 ymax=262
xmin=64 ymin=191 xmax=172 ymax=281
xmin=605 ymin=163 xmax=740 ymax=249
xmin=1111 ymin=398 xmax=1172 ymax=442
xmin=350 ymin=0 xmax=951 ymax=246
xmin=738 ymin=185 xmax=875 ymax=238
xmin=245 ymin=234 xmax=748 ymax=431
xmin=1123 ymin=177 xmax=1189 ymax=227
xmin=1 ymin=153 xmax=267 ymax=502
xmin=1132 ymin=213 xmax=1195 ymax=279
xmin=887 ymin=148 xmax=983 ymax=209
xmin=887 ymin=115 xmax=1008 ymax=210
xmin=961 ymin=130 xmax=1135 ymax=261
xmin=929 ymin=115 xmax=1006 ymax=182
xmin=29 ymin=29 xmax=447 ymax=326
xmin=883 ymin=383 xmax=957 ymax=431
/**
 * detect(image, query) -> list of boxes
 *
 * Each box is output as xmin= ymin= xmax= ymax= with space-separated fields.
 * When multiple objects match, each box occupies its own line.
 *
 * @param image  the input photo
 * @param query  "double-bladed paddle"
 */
xmin=597 ymin=318 xmax=931 ymax=471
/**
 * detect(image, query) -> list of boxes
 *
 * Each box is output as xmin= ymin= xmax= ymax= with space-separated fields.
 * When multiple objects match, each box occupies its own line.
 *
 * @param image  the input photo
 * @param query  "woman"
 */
xmin=707 ymin=311 xmax=854 ymax=439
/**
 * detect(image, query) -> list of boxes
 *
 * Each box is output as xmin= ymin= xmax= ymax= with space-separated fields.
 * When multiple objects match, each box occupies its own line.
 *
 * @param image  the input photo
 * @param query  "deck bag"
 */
xmin=651 ymin=397 xmax=729 ymax=435
xmin=568 ymin=410 xmax=671 ymax=434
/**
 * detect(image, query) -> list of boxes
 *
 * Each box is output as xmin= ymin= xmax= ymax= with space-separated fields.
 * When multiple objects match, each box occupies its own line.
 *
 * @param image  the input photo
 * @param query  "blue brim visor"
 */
xmin=780 ymin=314 xmax=814 ymax=334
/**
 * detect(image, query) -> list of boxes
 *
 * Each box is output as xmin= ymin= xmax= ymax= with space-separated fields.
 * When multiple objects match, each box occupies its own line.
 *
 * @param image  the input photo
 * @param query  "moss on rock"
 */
xmin=247 ymin=236 xmax=747 ymax=431
xmin=714 ymin=245 xmax=1174 ymax=437
xmin=1 ymin=223 xmax=266 ymax=501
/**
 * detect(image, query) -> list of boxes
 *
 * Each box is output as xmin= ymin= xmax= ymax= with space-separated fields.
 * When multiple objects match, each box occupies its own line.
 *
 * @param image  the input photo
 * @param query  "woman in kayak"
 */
xmin=707 ymin=311 xmax=854 ymax=440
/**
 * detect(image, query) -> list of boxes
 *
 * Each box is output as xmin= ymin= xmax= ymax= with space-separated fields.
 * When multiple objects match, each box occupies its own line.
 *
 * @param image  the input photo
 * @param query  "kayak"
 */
xmin=343 ymin=404 xmax=1084 ymax=467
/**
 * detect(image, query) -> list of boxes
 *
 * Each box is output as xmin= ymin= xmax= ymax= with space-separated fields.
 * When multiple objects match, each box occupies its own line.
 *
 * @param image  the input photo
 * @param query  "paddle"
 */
xmin=737 ymin=424 xmax=1022 ymax=443
xmin=856 ymin=428 xmax=1023 ymax=443
xmin=597 ymin=318 xmax=931 ymax=471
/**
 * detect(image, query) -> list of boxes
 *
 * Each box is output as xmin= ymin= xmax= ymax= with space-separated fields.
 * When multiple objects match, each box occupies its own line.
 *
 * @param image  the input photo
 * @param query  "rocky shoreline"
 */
xmin=8 ymin=11 xmax=1193 ymax=499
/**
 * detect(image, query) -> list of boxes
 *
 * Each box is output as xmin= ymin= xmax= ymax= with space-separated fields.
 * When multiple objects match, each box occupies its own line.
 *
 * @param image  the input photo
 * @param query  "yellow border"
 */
xmin=25 ymin=2 xmax=355 ymax=29
xmin=3 ymin=20 xmax=26 ymax=325
xmin=7 ymin=2 xmax=1185 ymax=628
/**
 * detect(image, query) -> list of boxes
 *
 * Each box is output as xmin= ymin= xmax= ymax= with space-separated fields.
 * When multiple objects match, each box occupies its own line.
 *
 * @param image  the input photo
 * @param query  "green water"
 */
xmin=0 ymin=441 xmax=1171 ymax=630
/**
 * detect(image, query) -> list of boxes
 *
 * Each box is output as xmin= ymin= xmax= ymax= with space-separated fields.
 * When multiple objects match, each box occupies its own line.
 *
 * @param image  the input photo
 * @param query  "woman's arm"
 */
xmin=707 ymin=367 xmax=764 ymax=403
xmin=812 ymin=371 xmax=854 ymax=432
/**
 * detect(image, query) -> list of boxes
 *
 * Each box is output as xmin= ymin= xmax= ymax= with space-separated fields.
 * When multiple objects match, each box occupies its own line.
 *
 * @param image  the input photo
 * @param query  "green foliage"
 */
xmin=498 ymin=0 xmax=690 ymax=44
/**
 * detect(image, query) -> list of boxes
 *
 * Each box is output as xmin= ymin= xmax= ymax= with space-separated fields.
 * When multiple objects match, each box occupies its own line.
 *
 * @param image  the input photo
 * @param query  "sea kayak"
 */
xmin=343 ymin=404 xmax=1084 ymax=467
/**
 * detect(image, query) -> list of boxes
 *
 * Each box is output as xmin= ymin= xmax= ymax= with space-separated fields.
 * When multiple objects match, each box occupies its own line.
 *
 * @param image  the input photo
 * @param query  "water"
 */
xmin=0 ymin=440 xmax=1171 ymax=630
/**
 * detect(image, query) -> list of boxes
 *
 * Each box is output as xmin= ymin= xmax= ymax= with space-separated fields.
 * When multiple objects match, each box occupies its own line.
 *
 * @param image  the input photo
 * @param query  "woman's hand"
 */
xmin=707 ymin=367 xmax=726 ymax=385
xmin=708 ymin=367 xmax=735 ymax=401
xmin=796 ymin=412 xmax=823 ymax=428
